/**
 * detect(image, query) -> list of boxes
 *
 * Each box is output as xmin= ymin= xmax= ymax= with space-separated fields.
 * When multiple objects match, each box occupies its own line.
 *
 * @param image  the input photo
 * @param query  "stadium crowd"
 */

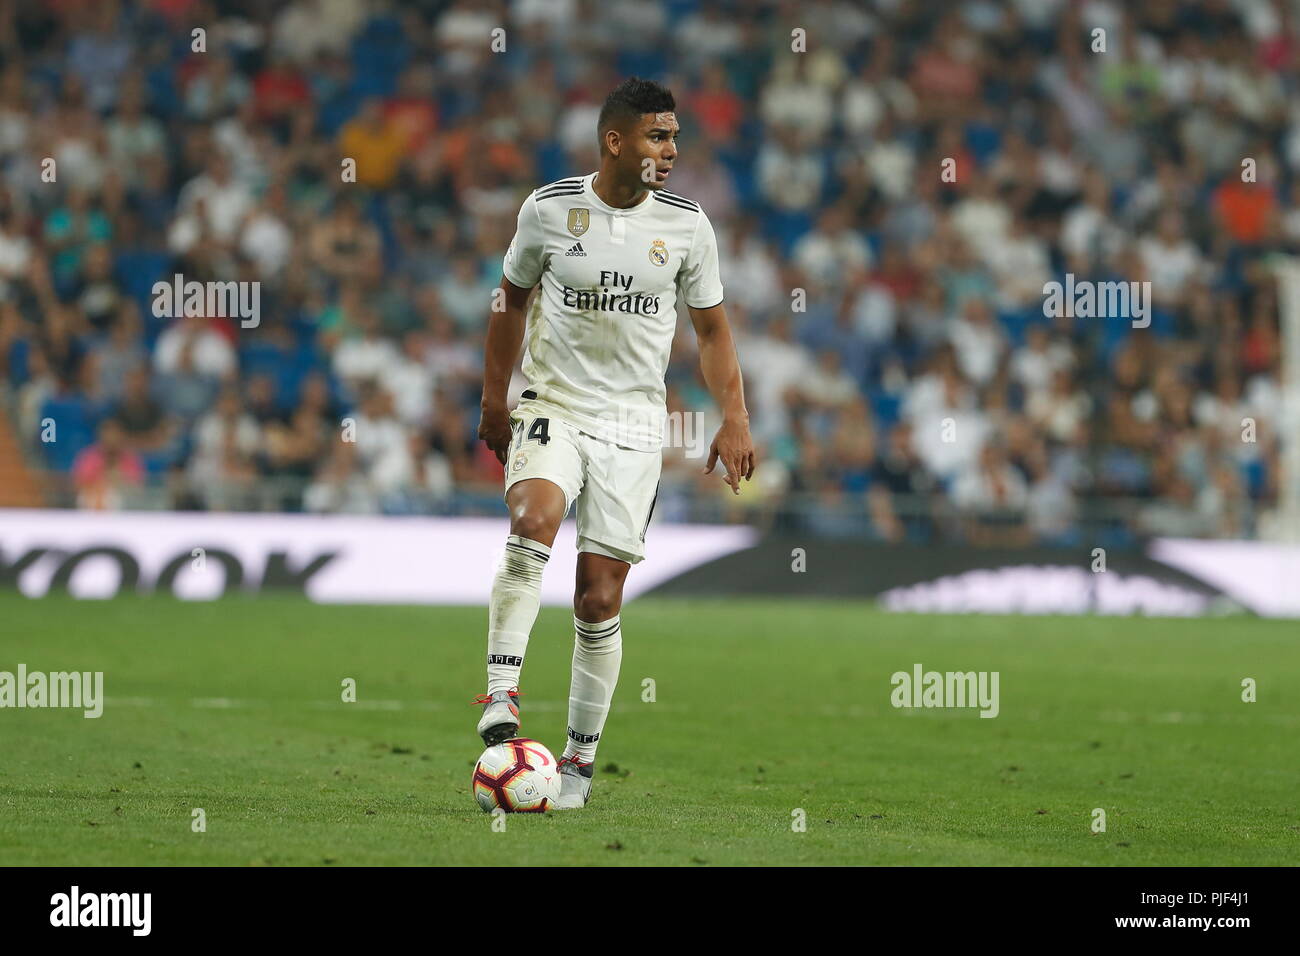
xmin=0 ymin=0 xmax=1293 ymax=546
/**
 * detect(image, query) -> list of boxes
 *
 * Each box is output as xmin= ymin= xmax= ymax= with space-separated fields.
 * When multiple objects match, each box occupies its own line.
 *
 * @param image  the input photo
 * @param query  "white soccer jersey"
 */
xmin=502 ymin=172 xmax=724 ymax=452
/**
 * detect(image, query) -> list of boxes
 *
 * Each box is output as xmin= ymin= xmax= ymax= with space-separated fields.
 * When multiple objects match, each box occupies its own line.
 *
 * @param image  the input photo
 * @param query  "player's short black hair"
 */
xmin=597 ymin=77 xmax=676 ymax=152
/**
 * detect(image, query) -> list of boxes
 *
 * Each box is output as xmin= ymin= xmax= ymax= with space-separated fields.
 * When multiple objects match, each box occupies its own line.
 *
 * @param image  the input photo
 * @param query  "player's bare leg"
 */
xmin=474 ymin=478 xmax=567 ymax=745
xmin=555 ymin=551 xmax=631 ymax=808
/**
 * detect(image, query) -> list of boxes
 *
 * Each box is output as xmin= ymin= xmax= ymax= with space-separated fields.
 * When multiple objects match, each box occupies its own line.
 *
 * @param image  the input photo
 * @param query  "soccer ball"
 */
xmin=472 ymin=738 xmax=561 ymax=813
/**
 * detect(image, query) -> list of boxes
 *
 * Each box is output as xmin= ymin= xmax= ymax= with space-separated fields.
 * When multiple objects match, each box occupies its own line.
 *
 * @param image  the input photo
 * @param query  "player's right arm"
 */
xmin=479 ymin=191 xmax=544 ymax=465
xmin=478 ymin=277 xmax=532 ymax=464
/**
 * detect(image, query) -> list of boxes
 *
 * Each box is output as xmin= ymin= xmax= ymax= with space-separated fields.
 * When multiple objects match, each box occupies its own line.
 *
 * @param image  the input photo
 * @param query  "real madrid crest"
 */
xmin=567 ymin=208 xmax=590 ymax=237
xmin=649 ymin=238 xmax=669 ymax=266
xmin=512 ymin=453 xmax=528 ymax=473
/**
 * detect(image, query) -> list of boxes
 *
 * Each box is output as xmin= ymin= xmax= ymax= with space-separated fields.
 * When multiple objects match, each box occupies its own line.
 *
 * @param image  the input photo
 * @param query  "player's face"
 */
xmin=626 ymin=111 xmax=678 ymax=189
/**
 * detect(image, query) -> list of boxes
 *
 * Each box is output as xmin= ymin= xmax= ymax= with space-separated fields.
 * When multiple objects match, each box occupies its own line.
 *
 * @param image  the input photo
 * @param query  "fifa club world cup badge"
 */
xmin=567 ymin=208 xmax=589 ymax=237
xmin=649 ymin=238 xmax=669 ymax=266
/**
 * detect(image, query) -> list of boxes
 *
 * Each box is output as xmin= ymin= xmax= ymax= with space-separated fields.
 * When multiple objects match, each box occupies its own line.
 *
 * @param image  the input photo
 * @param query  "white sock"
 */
xmin=564 ymin=614 xmax=623 ymax=764
xmin=485 ymin=535 xmax=551 ymax=695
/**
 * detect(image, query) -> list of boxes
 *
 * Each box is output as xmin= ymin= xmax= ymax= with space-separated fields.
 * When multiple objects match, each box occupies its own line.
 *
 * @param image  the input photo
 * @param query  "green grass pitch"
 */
xmin=1 ymin=592 xmax=1297 ymax=866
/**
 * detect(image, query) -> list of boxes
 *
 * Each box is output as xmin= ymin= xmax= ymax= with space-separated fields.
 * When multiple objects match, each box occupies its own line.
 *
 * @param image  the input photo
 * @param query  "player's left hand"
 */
xmin=704 ymin=419 xmax=755 ymax=495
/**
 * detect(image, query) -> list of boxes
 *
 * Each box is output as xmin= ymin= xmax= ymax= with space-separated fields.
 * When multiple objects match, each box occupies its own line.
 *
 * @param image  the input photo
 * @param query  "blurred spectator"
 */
xmin=1027 ymin=368 xmax=1092 ymax=444
xmin=111 ymin=364 xmax=175 ymax=461
xmin=438 ymin=253 xmax=495 ymax=332
xmin=183 ymin=54 xmax=251 ymax=123
xmin=67 ymin=1 xmax=134 ymax=113
xmin=239 ymin=183 xmax=294 ymax=280
xmin=792 ymin=203 xmax=872 ymax=291
xmin=337 ymin=97 xmax=406 ymax=190
xmin=332 ymin=304 xmax=400 ymax=384
xmin=309 ymin=196 xmax=382 ymax=286
xmin=168 ymin=152 xmax=252 ymax=255
xmin=718 ymin=216 xmax=781 ymax=319
xmin=107 ymin=75 xmax=165 ymax=185
xmin=351 ymin=384 xmax=414 ymax=497
xmin=688 ymin=63 xmax=744 ymax=145
xmin=947 ymin=297 xmax=1006 ymax=389
xmin=264 ymin=373 xmax=335 ymax=499
xmin=154 ymin=315 xmax=237 ymax=380
xmin=953 ymin=441 xmax=1028 ymax=513
xmin=304 ymin=438 xmax=376 ymax=514
xmin=72 ymin=418 xmax=143 ymax=510
xmin=188 ymin=387 xmax=261 ymax=511
xmin=45 ymin=187 xmax=111 ymax=294
xmin=1139 ymin=209 xmax=1203 ymax=308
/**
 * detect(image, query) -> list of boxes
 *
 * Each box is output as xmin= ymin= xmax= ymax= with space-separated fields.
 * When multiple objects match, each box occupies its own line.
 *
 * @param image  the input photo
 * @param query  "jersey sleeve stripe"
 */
xmin=652 ymin=193 xmax=701 ymax=213
xmin=536 ymin=187 xmax=585 ymax=201
xmin=658 ymin=190 xmax=699 ymax=209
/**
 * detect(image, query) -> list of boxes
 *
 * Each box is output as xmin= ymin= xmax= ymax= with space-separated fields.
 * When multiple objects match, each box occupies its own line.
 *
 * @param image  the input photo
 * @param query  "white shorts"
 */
xmin=504 ymin=400 xmax=661 ymax=565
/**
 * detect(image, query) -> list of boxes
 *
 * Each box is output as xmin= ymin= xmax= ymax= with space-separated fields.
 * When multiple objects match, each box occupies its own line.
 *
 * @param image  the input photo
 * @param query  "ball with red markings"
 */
xmin=472 ymin=737 xmax=561 ymax=813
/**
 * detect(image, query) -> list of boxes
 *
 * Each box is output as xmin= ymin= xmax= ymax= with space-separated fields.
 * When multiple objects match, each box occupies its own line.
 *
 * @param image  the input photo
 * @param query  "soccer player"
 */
xmin=473 ymin=77 xmax=755 ymax=809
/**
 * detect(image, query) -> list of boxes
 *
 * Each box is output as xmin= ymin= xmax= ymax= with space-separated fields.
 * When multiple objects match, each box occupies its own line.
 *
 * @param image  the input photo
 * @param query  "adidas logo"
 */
xmin=565 ymin=242 xmax=586 ymax=257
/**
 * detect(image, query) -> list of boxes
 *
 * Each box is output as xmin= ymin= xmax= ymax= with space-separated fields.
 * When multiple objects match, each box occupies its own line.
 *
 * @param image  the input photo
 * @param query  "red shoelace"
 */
xmin=470 ymin=688 xmax=521 ymax=706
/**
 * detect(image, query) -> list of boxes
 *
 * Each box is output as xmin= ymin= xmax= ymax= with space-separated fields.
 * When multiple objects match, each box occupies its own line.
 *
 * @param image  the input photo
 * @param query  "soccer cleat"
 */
xmin=472 ymin=688 xmax=521 ymax=746
xmin=553 ymin=755 xmax=594 ymax=809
